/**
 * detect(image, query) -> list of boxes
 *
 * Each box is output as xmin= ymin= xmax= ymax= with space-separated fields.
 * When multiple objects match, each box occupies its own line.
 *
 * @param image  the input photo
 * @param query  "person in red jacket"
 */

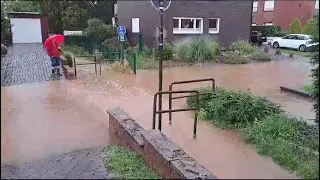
xmin=44 ymin=36 xmax=63 ymax=76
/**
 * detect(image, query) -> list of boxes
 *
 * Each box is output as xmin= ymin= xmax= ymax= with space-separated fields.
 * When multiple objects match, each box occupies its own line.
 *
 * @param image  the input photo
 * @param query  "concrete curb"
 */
xmin=280 ymin=86 xmax=313 ymax=99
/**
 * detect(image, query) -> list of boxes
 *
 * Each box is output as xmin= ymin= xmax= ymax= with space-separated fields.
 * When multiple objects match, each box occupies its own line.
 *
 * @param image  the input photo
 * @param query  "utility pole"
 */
xmin=158 ymin=0 xmax=164 ymax=130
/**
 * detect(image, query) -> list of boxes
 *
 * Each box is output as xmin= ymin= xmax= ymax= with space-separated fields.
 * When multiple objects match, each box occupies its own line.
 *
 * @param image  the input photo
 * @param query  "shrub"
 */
xmin=263 ymin=46 xmax=269 ymax=53
xmin=163 ymin=43 xmax=173 ymax=60
xmin=62 ymin=45 xmax=88 ymax=56
xmin=222 ymin=51 xmax=250 ymax=64
xmin=173 ymin=36 xmax=220 ymax=62
xmin=187 ymin=87 xmax=283 ymax=129
xmin=275 ymin=48 xmax=282 ymax=55
xmin=242 ymin=114 xmax=319 ymax=179
xmin=302 ymin=19 xmax=317 ymax=35
xmin=289 ymin=19 xmax=302 ymax=34
xmin=289 ymin=53 xmax=294 ymax=58
xmin=63 ymin=53 xmax=73 ymax=67
xmin=310 ymin=11 xmax=319 ymax=123
xmin=229 ymin=39 xmax=257 ymax=55
xmin=84 ymin=18 xmax=117 ymax=41
xmin=125 ymin=46 xmax=158 ymax=69
xmin=250 ymin=51 xmax=271 ymax=62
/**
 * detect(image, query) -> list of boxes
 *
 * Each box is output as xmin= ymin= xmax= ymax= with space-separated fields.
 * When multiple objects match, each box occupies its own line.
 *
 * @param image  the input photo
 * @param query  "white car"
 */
xmin=271 ymin=34 xmax=318 ymax=52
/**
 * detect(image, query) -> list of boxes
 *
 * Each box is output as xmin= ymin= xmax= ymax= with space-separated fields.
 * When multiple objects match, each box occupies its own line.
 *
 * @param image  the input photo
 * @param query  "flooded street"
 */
xmin=1 ymin=57 xmax=313 ymax=179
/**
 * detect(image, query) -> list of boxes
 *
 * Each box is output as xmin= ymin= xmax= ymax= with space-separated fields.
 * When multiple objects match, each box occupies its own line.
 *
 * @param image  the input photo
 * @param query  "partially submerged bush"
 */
xmin=250 ymin=51 xmax=271 ymax=62
xmin=229 ymin=39 xmax=257 ymax=55
xmin=275 ymin=48 xmax=282 ymax=55
xmin=242 ymin=114 xmax=319 ymax=179
xmin=187 ymin=87 xmax=283 ymax=129
xmin=63 ymin=53 xmax=73 ymax=67
xmin=163 ymin=43 xmax=173 ymax=60
xmin=289 ymin=53 xmax=294 ymax=58
xmin=173 ymin=36 xmax=220 ymax=62
xmin=62 ymin=45 xmax=88 ymax=56
xmin=222 ymin=51 xmax=250 ymax=64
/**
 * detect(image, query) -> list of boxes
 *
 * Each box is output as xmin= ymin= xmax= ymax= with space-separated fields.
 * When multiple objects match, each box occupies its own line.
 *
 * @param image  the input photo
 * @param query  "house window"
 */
xmin=316 ymin=0 xmax=319 ymax=9
xmin=253 ymin=1 xmax=259 ymax=12
xmin=209 ymin=18 xmax=220 ymax=34
xmin=172 ymin=17 xmax=203 ymax=34
xmin=252 ymin=23 xmax=257 ymax=26
xmin=264 ymin=0 xmax=275 ymax=11
xmin=264 ymin=22 xmax=273 ymax=26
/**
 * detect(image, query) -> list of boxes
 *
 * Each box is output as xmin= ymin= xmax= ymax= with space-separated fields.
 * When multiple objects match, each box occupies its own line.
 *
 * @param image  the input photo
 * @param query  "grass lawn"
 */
xmin=301 ymin=84 xmax=315 ymax=93
xmin=280 ymin=49 xmax=313 ymax=58
xmin=104 ymin=145 xmax=160 ymax=179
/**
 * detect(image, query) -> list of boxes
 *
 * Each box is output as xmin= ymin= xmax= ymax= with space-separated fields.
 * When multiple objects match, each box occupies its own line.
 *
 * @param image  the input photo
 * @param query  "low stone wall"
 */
xmin=107 ymin=107 xmax=217 ymax=179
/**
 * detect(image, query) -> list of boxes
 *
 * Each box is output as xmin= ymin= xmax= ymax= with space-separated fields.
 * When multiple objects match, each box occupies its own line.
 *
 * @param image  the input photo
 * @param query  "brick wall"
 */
xmin=107 ymin=107 xmax=217 ymax=179
xmin=252 ymin=0 xmax=316 ymax=30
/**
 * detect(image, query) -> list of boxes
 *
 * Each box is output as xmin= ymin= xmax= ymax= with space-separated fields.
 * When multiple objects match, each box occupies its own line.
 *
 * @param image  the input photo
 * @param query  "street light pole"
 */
xmin=158 ymin=0 xmax=164 ymax=130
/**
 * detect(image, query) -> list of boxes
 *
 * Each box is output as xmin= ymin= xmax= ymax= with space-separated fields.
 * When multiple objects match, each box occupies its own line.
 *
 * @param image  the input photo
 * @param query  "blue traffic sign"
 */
xmin=117 ymin=26 xmax=126 ymax=36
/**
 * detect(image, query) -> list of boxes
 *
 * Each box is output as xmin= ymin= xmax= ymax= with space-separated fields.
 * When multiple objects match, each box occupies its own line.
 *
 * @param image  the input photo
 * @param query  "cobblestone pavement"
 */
xmin=1 ymin=43 xmax=60 ymax=87
xmin=1 ymin=147 xmax=110 ymax=179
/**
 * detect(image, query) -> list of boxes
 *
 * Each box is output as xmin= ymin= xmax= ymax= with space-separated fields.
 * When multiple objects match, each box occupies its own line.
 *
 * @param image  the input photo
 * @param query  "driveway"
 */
xmin=1 ymin=43 xmax=54 ymax=86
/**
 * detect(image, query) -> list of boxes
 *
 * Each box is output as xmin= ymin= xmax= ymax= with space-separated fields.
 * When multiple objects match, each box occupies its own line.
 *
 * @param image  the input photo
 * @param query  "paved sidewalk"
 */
xmin=1 ymin=43 xmax=58 ymax=86
xmin=1 ymin=147 xmax=110 ymax=179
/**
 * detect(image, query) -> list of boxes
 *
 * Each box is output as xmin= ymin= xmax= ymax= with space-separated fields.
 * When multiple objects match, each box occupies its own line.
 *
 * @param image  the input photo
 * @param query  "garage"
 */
xmin=9 ymin=12 xmax=49 ymax=44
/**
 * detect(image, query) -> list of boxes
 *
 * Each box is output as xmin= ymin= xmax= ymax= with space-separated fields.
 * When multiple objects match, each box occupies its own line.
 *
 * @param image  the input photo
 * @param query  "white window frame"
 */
xmin=253 ymin=1 xmax=259 ymax=12
xmin=264 ymin=22 xmax=273 ymax=26
xmin=209 ymin=18 xmax=220 ymax=34
xmin=264 ymin=0 xmax=275 ymax=11
xmin=173 ymin=17 xmax=203 ymax=34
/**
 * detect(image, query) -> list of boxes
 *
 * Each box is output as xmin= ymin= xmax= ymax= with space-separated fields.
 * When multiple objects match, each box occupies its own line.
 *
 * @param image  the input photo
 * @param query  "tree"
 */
xmin=310 ymin=11 xmax=319 ymax=123
xmin=84 ymin=18 xmax=116 ymax=41
xmin=87 ymin=0 xmax=116 ymax=24
xmin=289 ymin=19 xmax=302 ymax=34
xmin=302 ymin=19 xmax=317 ymax=35
xmin=61 ymin=4 xmax=90 ymax=31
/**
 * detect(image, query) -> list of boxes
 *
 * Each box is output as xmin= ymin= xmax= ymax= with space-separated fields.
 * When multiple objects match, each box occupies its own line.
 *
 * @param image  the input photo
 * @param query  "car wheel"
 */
xmin=273 ymin=42 xmax=279 ymax=49
xmin=299 ymin=45 xmax=306 ymax=52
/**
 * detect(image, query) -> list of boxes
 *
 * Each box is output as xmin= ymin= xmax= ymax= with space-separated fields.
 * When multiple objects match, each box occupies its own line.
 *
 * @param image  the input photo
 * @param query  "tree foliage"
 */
xmin=302 ymin=19 xmax=317 ymax=35
xmin=61 ymin=4 xmax=90 ymax=31
xmin=84 ymin=18 xmax=116 ymax=41
xmin=289 ymin=19 xmax=302 ymax=34
xmin=310 ymin=11 xmax=319 ymax=123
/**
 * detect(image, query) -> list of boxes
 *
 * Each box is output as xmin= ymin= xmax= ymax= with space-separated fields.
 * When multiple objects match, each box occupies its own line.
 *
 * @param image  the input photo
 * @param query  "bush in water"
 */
xmin=173 ymin=36 xmax=220 ymax=62
xmin=187 ymin=87 xmax=283 ymax=129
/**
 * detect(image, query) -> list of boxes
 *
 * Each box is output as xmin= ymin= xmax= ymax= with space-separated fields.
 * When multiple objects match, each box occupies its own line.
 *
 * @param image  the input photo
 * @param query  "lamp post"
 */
xmin=158 ymin=0 xmax=164 ymax=130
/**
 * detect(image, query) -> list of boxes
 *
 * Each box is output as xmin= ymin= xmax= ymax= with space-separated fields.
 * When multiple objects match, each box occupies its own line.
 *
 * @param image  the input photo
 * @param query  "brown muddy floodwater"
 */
xmin=1 ymin=58 xmax=313 ymax=179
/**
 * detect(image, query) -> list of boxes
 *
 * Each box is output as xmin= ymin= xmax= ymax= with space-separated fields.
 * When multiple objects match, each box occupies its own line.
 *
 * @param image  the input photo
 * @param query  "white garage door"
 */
xmin=10 ymin=18 xmax=42 ymax=43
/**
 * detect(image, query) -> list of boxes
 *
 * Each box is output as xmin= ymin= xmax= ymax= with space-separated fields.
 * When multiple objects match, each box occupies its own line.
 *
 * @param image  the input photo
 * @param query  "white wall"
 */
xmin=10 ymin=18 xmax=42 ymax=43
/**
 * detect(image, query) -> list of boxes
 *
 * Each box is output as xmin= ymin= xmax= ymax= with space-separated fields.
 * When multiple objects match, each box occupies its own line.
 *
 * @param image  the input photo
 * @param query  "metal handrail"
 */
xmin=73 ymin=55 xmax=102 ymax=78
xmin=168 ymin=78 xmax=215 ymax=125
xmin=152 ymin=90 xmax=200 ymax=138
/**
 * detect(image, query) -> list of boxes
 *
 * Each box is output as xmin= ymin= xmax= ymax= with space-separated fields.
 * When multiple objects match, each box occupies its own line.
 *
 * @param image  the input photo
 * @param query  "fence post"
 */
xmin=138 ymin=34 xmax=143 ymax=52
xmin=133 ymin=53 xmax=137 ymax=74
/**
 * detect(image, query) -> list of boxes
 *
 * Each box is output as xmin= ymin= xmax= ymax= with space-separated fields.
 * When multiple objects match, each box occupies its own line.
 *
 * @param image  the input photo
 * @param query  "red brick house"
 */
xmin=252 ymin=0 xmax=318 ymax=31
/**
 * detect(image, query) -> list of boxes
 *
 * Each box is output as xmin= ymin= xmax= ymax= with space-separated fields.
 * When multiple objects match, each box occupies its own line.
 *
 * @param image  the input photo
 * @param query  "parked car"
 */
xmin=271 ymin=34 xmax=318 ymax=52
xmin=251 ymin=31 xmax=267 ymax=45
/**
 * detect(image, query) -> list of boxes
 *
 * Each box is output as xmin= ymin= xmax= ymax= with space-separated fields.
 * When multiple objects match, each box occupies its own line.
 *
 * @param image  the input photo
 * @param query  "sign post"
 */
xmin=117 ymin=26 xmax=127 ymax=63
xmin=150 ymin=0 xmax=171 ymax=130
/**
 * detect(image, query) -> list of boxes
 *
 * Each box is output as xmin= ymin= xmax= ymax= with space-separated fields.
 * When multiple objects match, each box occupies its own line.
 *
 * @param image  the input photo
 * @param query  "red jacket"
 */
xmin=44 ymin=39 xmax=61 ymax=57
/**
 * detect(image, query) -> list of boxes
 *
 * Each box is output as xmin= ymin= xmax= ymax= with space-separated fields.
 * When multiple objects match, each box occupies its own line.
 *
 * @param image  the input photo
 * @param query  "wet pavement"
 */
xmin=1 ymin=44 xmax=55 ymax=86
xmin=1 ymin=147 xmax=109 ymax=179
xmin=1 ymin=46 xmax=314 ymax=179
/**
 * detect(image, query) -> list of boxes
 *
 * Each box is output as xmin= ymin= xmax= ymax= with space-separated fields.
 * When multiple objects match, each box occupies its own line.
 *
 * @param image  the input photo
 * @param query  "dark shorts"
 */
xmin=50 ymin=57 xmax=61 ymax=67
